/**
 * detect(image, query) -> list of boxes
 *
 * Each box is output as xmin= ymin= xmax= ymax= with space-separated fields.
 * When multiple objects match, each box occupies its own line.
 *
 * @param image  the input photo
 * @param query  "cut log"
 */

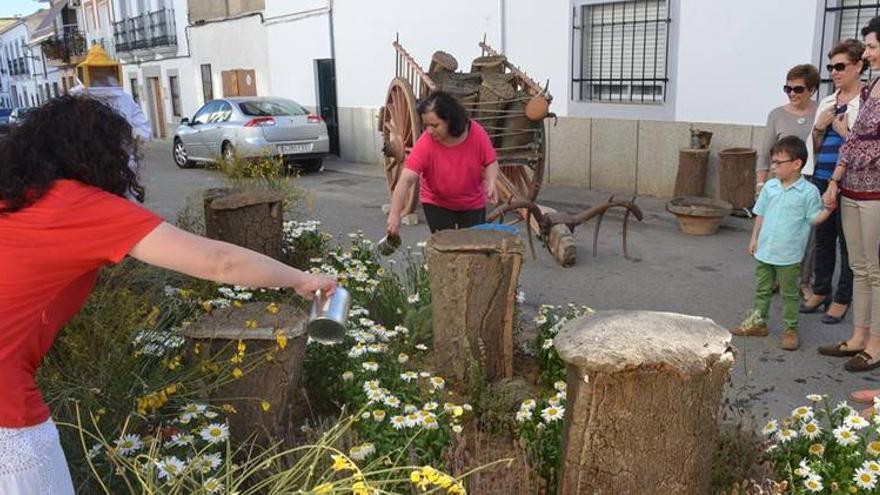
xmin=427 ymin=230 xmax=523 ymax=387
xmin=204 ymin=188 xmax=284 ymax=260
xmin=182 ymin=302 xmax=309 ymax=444
xmin=674 ymin=148 xmax=710 ymax=197
xmin=554 ymin=311 xmax=734 ymax=494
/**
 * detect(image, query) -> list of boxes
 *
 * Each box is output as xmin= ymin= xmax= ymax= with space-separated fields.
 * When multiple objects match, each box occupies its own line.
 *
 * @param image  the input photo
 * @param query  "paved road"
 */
xmin=141 ymin=140 xmax=876 ymax=423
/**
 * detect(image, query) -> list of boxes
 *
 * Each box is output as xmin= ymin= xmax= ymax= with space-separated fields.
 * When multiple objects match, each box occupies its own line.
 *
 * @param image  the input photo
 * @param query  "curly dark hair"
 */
xmin=416 ymin=91 xmax=470 ymax=137
xmin=0 ymin=95 xmax=144 ymax=214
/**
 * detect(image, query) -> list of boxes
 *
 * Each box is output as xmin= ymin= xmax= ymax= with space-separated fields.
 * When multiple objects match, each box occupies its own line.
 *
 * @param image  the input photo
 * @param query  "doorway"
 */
xmin=316 ymin=58 xmax=339 ymax=156
xmin=147 ymin=76 xmax=167 ymax=139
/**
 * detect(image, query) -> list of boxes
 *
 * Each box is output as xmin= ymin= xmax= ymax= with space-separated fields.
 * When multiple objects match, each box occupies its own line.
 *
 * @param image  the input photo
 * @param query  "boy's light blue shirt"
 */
xmin=753 ymin=176 xmax=823 ymax=266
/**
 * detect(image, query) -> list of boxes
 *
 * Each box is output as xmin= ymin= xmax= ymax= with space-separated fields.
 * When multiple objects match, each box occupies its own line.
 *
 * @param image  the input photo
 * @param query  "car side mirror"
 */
xmin=180 ymin=117 xmax=190 ymax=125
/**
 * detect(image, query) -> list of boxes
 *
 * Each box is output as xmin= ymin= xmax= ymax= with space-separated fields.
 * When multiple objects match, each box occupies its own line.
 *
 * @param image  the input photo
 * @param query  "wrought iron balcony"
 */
xmin=41 ymin=30 xmax=87 ymax=64
xmin=113 ymin=8 xmax=177 ymax=53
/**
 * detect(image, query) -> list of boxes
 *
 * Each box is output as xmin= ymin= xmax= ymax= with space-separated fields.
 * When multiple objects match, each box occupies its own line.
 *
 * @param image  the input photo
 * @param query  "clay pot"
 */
xmin=524 ymin=95 xmax=550 ymax=121
xmin=666 ymin=196 xmax=733 ymax=236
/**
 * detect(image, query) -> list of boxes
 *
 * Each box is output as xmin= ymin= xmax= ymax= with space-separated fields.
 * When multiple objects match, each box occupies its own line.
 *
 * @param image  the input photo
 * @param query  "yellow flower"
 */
xmin=410 ymin=471 xmax=422 ymax=483
xmin=232 ymin=367 xmax=243 ymax=379
xmin=237 ymin=341 xmax=247 ymax=353
xmin=452 ymin=406 xmax=464 ymax=417
xmin=164 ymin=383 xmax=178 ymax=395
xmin=201 ymin=301 xmax=213 ymax=312
xmin=330 ymin=454 xmax=351 ymax=472
xmin=261 ymin=401 xmax=271 ymax=412
xmin=194 ymin=343 xmax=202 ymax=355
xmin=313 ymin=483 xmax=333 ymax=494
xmin=178 ymin=288 xmax=193 ymax=299
xmin=221 ymin=403 xmax=238 ymax=414
xmin=352 ymin=481 xmax=369 ymax=495
xmin=266 ymin=302 xmax=280 ymax=315
xmin=233 ymin=300 xmax=243 ymax=308
xmin=276 ymin=332 xmax=288 ymax=350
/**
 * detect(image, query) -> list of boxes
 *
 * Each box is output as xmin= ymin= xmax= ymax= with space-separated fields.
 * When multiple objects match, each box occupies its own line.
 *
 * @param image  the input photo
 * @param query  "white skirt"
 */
xmin=0 ymin=419 xmax=76 ymax=494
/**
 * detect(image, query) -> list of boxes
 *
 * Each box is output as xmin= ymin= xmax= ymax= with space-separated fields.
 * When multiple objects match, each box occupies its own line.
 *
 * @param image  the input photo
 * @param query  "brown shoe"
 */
xmin=781 ymin=329 xmax=800 ymax=351
xmin=818 ymin=341 xmax=864 ymax=357
xmin=730 ymin=310 xmax=768 ymax=337
xmin=845 ymin=351 xmax=880 ymax=372
xmin=731 ymin=323 xmax=769 ymax=337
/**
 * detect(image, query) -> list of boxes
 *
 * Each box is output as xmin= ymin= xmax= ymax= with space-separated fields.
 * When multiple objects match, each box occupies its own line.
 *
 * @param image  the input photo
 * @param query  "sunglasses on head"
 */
xmin=826 ymin=62 xmax=852 ymax=73
xmin=783 ymin=85 xmax=808 ymax=95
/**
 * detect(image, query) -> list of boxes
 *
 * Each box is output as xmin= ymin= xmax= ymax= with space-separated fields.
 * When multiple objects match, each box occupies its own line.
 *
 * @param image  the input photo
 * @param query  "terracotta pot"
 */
xmin=666 ymin=196 xmax=733 ymax=236
xmin=524 ymin=95 xmax=550 ymax=121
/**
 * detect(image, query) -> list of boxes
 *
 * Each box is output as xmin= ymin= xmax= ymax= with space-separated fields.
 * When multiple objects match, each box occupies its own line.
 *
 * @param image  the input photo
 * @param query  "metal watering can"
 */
xmin=306 ymin=287 xmax=351 ymax=344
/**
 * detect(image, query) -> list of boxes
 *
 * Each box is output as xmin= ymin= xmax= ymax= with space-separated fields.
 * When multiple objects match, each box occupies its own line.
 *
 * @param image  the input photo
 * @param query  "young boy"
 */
xmin=731 ymin=136 xmax=835 ymax=350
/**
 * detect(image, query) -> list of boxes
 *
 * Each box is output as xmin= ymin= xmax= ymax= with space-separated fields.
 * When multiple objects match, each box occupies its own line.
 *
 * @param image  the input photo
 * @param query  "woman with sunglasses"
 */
xmin=802 ymin=40 xmax=864 ymax=325
xmin=819 ymin=18 xmax=880 ymax=390
xmin=757 ymin=65 xmax=821 ymax=196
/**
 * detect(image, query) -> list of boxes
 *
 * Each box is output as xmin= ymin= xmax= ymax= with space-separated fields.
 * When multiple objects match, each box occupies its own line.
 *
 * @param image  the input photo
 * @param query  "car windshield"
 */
xmin=238 ymin=100 xmax=308 ymax=117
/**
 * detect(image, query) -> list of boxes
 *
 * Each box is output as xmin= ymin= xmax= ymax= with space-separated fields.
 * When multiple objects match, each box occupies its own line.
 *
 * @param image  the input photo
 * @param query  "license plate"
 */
xmin=278 ymin=143 xmax=312 ymax=154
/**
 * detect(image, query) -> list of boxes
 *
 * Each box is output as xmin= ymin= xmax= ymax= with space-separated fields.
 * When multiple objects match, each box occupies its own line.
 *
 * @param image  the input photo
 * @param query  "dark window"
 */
xmin=238 ymin=99 xmax=308 ymax=117
xmin=573 ymin=0 xmax=670 ymax=103
xmin=130 ymin=77 xmax=139 ymax=103
xmin=52 ymin=82 xmax=59 ymax=97
xmin=201 ymin=64 xmax=213 ymax=104
xmin=169 ymin=75 xmax=181 ymax=116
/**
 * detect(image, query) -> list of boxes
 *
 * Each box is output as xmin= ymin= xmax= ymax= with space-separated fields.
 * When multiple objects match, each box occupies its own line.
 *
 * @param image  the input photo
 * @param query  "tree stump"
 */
xmin=718 ymin=148 xmax=757 ymax=210
xmin=674 ymin=148 xmax=710 ymax=197
xmin=182 ymin=302 xmax=309 ymax=444
xmin=427 ymin=229 xmax=523 ymax=386
xmin=554 ymin=311 xmax=734 ymax=494
xmin=204 ymin=188 xmax=284 ymax=260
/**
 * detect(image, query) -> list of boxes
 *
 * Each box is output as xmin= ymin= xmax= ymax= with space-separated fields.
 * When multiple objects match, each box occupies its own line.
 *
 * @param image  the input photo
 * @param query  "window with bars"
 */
xmin=201 ymin=64 xmax=213 ymax=104
xmin=169 ymin=75 xmax=181 ymax=117
xmin=573 ymin=0 xmax=671 ymax=103
xmin=818 ymin=0 xmax=880 ymax=92
xmin=130 ymin=77 xmax=139 ymax=103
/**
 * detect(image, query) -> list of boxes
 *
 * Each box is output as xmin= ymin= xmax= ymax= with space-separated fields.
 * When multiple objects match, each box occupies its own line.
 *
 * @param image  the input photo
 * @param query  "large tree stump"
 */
xmin=427 ymin=230 xmax=523 ymax=386
xmin=204 ymin=188 xmax=284 ymax=260
xmin=182 ymin=302 xmax=309 ymax=444
xmin=718 ymin=148 xmax=757 ymax=210
xmin=674 ymin=148 xmax=710 ymax=197
xmin=554 ymin=311 xmax=734 ymax=494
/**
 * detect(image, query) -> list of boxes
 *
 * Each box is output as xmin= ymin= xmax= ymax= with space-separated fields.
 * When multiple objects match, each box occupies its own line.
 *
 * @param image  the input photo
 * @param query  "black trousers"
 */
xmin=812 ymin=177 xmax=853 ymax=304
xmin=422 ymin=203 xmax=486 ymax=233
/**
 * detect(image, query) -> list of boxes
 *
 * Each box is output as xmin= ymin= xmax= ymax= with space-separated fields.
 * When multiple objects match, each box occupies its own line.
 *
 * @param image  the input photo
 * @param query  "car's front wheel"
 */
xmin=173 ymin=139 xmax=193 ymax=169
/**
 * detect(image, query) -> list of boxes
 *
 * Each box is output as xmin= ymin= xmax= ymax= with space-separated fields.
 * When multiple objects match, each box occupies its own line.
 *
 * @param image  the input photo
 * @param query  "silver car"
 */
xmin=172 ymin=97 xmax=330 ymax=172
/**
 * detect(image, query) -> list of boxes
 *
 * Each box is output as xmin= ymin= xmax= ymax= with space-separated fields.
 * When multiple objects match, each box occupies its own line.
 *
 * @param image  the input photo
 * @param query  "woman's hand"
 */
xmin=386 ymin=212 xmax=401 ymax=237
xmin=485 ymin=179 xmax=498 ymax=204
xmin=823 ymin=182 xmax=838 ymax=209
xmin=815 ymin=107 xmax=835 ymax=131
xmin=295 ymin=273 xmax=337 ymax=301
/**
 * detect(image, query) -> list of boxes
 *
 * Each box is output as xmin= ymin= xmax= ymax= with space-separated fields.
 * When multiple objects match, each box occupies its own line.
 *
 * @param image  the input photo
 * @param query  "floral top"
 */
xmin=839 ymin=78 xmax=880 ymax=200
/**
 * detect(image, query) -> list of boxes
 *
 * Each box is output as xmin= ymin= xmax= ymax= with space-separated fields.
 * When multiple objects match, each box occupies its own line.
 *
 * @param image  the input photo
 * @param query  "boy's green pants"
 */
xmin=754 ymin=261 xmax=801 ymax=330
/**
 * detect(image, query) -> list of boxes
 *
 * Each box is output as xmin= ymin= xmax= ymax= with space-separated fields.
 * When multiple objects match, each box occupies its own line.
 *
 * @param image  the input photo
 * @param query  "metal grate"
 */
xmin=572 ymin=0 xmax=670 ymax=103
xmin=818 ymin=0 xmax=880 ymax=95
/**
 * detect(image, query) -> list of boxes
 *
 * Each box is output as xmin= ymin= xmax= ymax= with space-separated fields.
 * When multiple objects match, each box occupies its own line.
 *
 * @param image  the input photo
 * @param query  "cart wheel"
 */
xmin=381 ymin=77 xmax=422 ymax=217
xmin=497 ymin=119 xmax=547 ymax=204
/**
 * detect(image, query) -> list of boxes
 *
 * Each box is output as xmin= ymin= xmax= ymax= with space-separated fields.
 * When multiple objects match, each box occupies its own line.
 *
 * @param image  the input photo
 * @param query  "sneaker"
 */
xmin=730 ymin=310 xmax=769 ymax=337
xmin=781 ymin=329 xmax=800 ymax=351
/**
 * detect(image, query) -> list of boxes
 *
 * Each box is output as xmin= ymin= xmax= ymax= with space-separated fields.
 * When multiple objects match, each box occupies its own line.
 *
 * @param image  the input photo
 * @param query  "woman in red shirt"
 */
xmin=0 ymin=96 xmax=336 ymax=494
xmin=386 ymin=91 xmax=500 ymax=234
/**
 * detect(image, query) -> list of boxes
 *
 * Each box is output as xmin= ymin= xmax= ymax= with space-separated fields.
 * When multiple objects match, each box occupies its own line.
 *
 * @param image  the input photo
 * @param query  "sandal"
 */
xmin=818 ymin=341 xmax=864 ymax=357
xmin=844 ymin=351 xmax=880 ymax=372
xmin=850 ymin=389 xmax=880 ymax=405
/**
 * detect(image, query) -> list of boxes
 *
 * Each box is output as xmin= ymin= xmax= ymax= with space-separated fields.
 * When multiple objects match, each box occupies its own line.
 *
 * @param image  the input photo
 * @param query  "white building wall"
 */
xmin=188 ymin=14 xmax=269 ymax=102
xmin=264 ymin=1 xmax=332 ymax=108
xmin=673 ymin=0 xmax=822 ymax=126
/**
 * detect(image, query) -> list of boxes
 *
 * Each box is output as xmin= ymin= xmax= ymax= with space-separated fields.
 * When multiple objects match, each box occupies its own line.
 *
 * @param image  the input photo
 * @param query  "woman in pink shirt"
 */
xmin=386 ymin=91 xmax=500 ymax=234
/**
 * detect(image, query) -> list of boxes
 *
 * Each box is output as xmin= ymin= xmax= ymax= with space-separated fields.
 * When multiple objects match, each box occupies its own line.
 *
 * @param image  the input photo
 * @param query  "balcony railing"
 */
xmin=41 ymin=30 xmax=87 ymax=64
xmin=113 ymin=8 xmax=177 ymax=53
xmin=6 ymin=58 xmax=29 ymax=76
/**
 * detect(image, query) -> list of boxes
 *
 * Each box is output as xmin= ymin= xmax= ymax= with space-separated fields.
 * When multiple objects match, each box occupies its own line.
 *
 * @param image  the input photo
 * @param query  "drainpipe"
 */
xmin=499 ymin=0 xmax=506 ymax=53
xmin=327 ymin=0 xmax=336 ymax=61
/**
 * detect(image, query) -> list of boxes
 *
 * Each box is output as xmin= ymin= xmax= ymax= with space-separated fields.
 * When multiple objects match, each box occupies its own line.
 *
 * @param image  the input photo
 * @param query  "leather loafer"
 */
xmin=818 ymin=341 xmax=864 ymax=357
xmin=845 ymin=351 xmax=880 ymax=372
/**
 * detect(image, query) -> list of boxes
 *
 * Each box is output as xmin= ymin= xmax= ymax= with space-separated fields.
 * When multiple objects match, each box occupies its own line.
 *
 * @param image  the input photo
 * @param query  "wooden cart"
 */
xmin=379 ymin=37 xmax=552 ymax=218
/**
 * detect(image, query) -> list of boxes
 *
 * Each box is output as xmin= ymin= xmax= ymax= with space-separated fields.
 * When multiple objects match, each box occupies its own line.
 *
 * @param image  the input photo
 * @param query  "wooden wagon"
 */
xmin=379 ymin=37 xmax=641 ymax=266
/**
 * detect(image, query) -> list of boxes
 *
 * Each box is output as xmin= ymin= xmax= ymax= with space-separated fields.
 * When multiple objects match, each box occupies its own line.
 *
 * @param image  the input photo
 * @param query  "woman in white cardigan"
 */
xmin=802 ymin=39 xmax=865 ymax=324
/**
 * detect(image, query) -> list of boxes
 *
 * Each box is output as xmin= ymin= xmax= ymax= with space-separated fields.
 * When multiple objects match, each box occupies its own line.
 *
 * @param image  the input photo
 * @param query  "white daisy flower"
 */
xmin=400 ymin=371 xmax=418 ymax=383
xmin=87 ymin=443 xmax=103 ymax=460
xmin=542 ymin=339 xmax=554 ymax=350
xmin=390 ymin=415 xmax=406 ymax=430
xmin=419 ymin=371 xmax=432 ymax=378
xmin=407 ymin=293 xmax=420 ymax=304
xmin=404 ymin=413 xmax=422 ymax=427
xmin=792 ymin=406 xmax=814 ymax=421
xmin=452 ymin=424 xmax=463 ymax=434
xmin=200 ymin=423 xmax=230 ymax=444
xmin=833 ymin=426 xmax=858 ymax=446
xmin=114 ymin=434 xmax=144 ymax=456
xmin=415 ymin=344 xmax=428 ymax=351
xmin=430 ymin=376 xmax=446 ymax=391
xmin=179 ymin=403 xmax=207 ymax=423
xmin=776 ymin=429 xmax=797 ymax=443
xmin=521 ymin=399 xmax=537 ymax=412
xmin=834 ymin=401 xmax=853 ymax=414
xmin=362 ymin=361 xmax=379 ymax=372
xmin=806 ymin=394 xmax=824 ymax=402
xmin=156 ymin=456 xmax=186 ymax=480
xmin=372 ymin=410 xmax=386 ymax=422
xmin=383 ymin=395 xmax=401 ymax=408
xmin=541 ymin=405 xmax=565 ymax=423
xmin=554 ymin=381 xmax=567 ymax=392
xmin=516 ymin=409 xmax=532 ymax=422
xmin=404 ymin=404 xmax=419 ymax=414
xmin=846 ymin=413 xmax=871 ymax=430
xmin=795 ymin=459 xmax=813 ymax=478
xmin=168 ymin=433 xmax=194 ymax=448
xmin=868 ymin=440 xmax=880 ymax=456
xmin=423 ymin=401 xmax=439 ymax=411
xmin=203 ymin=478 xmax=223 ymax=493
xmin=761 ymin=420 xmax=778 ymax=436
xmin=803 ymin=475 xmax=823 ymax=493
xmin=516 ymin=291 xmax=525 ymax=304
xmin=534 ymin=315 xmax=547 ymax=325
xmin=398 ymin=353 xmax=409 ymax=364
xmin=423 ymin=415 xmax=440 ymax=430
xmin=362 ymin=380 xmax=381 ymax=392
xmin=854 ymin=467 xmax=877 ymax=490
xmin=864 ymin=460 xmax=880 ymax=474
xmin=349 ymin=445 xmax=367 ymax=461
xmin=802 ymin=420 xmax=822 ymax=440
xmin=342 ymin=371 xmax=354 ymax=381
